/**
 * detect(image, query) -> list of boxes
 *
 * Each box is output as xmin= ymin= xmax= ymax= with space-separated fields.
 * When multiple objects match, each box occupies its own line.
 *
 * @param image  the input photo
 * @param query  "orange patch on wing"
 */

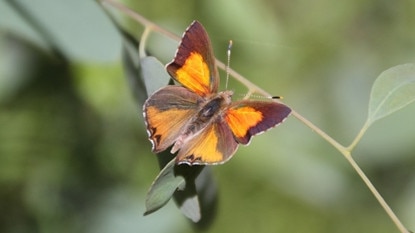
xmin=145 ymin=106 xmax=193 ymax=151
xmin=193 ymin=126 xmax=220 ymax=162
xmin=146 ymin=106 xmax=187 ymax=121
xmin=175 ymin=52 xmax=211 ymax=96
xmin=225 ymin=107 xmax=264 ymax=138
xmin=177 ymin=124 xmax=224 ymax=164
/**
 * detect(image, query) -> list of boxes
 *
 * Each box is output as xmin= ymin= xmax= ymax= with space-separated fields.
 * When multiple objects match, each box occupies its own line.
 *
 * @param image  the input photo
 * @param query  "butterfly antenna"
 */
xmin=239 ymin=93 xmax=284 ymax=100
xmin=225 ymin=40 xmax=233 ymax=89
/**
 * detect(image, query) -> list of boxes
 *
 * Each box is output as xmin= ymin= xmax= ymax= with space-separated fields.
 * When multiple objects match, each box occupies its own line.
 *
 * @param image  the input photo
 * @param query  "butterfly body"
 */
xmin=143 ymin=21 xmax=291 ymax=165
xmin=170 ymin=90 xmax=233 ymax=154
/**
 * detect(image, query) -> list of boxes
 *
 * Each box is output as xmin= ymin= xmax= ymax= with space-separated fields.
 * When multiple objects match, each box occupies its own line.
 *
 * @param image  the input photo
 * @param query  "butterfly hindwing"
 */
xmin=166 ymin=21 xmax=219 ymax=97
xmin=224 ymin=101 xmax=291 ymax=144
xmin=175 ymin=118 xmax=239 ymax=165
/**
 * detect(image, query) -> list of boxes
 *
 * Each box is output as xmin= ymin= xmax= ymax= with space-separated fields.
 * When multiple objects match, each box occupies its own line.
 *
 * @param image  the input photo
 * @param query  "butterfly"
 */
xmin=143 ymin=20 xmax=291 ymax=165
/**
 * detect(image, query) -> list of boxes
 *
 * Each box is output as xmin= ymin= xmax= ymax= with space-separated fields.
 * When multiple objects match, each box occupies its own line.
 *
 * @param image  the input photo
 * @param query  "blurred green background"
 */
xmin=1 ymin=0 xmax=414 ymax=232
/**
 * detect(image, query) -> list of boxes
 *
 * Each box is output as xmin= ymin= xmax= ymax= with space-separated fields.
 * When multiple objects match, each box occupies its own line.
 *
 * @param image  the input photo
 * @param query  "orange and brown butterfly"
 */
xmin=143 ymin=20 xmax=291 ymax=165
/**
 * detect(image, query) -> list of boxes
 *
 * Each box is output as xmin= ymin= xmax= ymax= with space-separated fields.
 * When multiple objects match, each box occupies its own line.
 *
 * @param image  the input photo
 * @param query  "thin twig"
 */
xmin=347 ymin=120 xmax=370 ymax=151
xmin=342 ymin=151 xmax=410 ymax=233
xmin=100 ymin=0 xmax=180 ymax=41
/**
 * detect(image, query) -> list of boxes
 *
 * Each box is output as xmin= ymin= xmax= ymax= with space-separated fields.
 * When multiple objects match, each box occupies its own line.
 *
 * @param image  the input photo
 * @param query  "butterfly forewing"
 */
xmin=143 ymin=86 xmax=203 ymax=152
xmin=166 ymin=21 xmax=219 ymax=97
xmin=225 ymin=101 xmax=291 ymax=144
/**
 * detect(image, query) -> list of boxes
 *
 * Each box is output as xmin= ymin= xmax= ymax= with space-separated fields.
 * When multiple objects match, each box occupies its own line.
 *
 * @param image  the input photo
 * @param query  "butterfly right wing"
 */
xmin=224 ymin=100 xmax=291 ymax=144
xmin=143 ymin=86 xmax=202 ymax=153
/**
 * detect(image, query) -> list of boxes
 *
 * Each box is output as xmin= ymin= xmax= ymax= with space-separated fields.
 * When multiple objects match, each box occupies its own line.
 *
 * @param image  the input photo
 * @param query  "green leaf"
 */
xmin=119 ymin=24 xmax=169 ymax=104
xmin=144 ymin=153 xmax=209 ymax=223
xmin=367 ymin=63 xmax=415 ymax=125
xmin=171 ymin=164 xmax=205 ymax=223
xmin=175 ymin=166 xmax=218 ymax=229
xmin=120 ymin=28 xmax=147 ymax=105
xmin=145 ymin=151 xmax=217 ymax=226
xmin=144 ymin=158 xmax=185 ymax=216
xmin=141 ymin=56 xmax=171 ymax=96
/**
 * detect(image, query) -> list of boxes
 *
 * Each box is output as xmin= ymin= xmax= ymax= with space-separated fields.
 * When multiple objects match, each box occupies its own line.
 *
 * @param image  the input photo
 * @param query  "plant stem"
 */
xmin=347 ymin=120 xmax=370 ymax=151
xmin=290 ymin=110 xmax=347 ymax=152
xmin=100 ymin=0 xmax=180 ymax=41
xmin=139 ymin=27 xmax=152 ymax=59
xmin=291 ymin=111 xmax=408 ymax=233
xmin=341 ymin=151 xmax=410 ymax=233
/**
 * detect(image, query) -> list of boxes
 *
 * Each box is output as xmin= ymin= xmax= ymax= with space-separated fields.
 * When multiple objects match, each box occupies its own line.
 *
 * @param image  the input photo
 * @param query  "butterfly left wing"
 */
xmin=175 ymin=118 xmax=239 ymax=165
xmin=166 ymin=21 xmax=219 ymax=97
xmin=224 ymin=101 xmax=291 ymax=144
xmin=143 ymin=86 xmax=203 ymax=153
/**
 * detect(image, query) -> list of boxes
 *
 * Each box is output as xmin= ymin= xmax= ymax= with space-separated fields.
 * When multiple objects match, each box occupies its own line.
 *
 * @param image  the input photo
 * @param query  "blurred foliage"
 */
xmin=1 ymin=0 xmax=415 ymax=233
